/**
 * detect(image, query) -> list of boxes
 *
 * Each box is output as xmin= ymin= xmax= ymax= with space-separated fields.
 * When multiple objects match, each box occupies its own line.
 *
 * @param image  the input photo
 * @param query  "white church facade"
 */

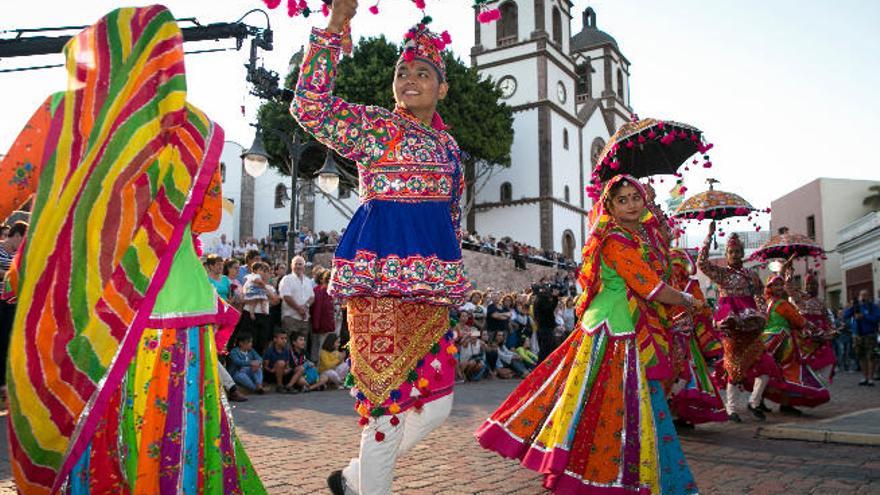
xmin=469 ymin=2 xmax=633 ymax=261
xmin=206 ymin=3 xmax=633 ymax=262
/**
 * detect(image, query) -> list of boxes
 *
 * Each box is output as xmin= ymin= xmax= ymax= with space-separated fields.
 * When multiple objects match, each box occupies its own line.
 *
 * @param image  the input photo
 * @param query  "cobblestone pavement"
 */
xmin=1 ymin=372 xmax=878 ymax=494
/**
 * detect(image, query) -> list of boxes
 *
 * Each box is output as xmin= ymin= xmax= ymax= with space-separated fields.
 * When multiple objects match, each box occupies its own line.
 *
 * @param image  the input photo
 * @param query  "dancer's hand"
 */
xmin=328 ymin=0 xmax=358 ymax=33
xmin=705 ymin=220 xmax=716 ymax=242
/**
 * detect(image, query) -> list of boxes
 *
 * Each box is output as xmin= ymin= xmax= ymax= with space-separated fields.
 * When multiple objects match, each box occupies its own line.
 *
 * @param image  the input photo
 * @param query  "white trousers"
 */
xmin=342 ymin=394 xmax=453 ymax=495
xmin=218 ymin=363 xmax=235 ymax=391
xmin=724 ymin=375 xmax=768 ymax=415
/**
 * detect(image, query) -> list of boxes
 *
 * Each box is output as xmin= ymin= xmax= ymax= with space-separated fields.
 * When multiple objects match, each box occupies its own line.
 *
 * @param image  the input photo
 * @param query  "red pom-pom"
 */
xmin=413 ymin=0 xmax=426 ymax=9
xmin=703 ymin=161 xmax=712 ymax=168
xmin=358 ymin=416 xmax=369 ymax=427
xmin=375 ymin=431 xmax=385 ymax=442
xmin=626 ymin=140 xmax=634 ymax=149
xmin=403 ymin=49 xmax=416 ymax=63
xmin=263 ymin=0 xmax=281 ymax=8
xmin=648 ymin=130 xmax=657 ymax=139
xmin=638 ymin=135 xmax=647 ymax=144
xmin=390 ymin=415 xmax=400 ymax=426
xmin=369 ymin=4 xmax=379 ymax=14
xmin=322 ymin=3 xmax=330 ymax=16
xmin=441 ymin=31 xmax=452 ymax=44
xmin=414 ymin=399 xmax=424 ymax=411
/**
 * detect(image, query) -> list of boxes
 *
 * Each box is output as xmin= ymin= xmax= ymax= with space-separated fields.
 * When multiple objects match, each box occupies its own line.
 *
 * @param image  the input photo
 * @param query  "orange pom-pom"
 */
xmin=389 ymin=402 xmax=401 ymax=415
xmin=447 ymin=345 xmax=458 ymax=354
xmin=417 ymin=377 xmax=429 ymax=389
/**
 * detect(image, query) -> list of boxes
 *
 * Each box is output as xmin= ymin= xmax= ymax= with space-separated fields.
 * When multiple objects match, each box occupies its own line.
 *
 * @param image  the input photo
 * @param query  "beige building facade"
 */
xmin=770 ymin=178 xmax=878 ymax=308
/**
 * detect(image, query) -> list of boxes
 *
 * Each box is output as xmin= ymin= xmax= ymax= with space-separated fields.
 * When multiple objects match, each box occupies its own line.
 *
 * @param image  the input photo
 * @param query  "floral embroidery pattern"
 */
xmin=330 ymin=250 xmax=469 ymax=305
xmin=9 ymin=162 xmax=34 ymax=189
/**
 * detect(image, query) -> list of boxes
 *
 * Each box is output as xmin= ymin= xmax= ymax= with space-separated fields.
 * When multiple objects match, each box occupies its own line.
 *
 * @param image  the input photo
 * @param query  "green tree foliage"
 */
xmin=256 ymin=35 xmax=513 ymax=188
xmin=863 ymin=184 xmax=880 ymax=211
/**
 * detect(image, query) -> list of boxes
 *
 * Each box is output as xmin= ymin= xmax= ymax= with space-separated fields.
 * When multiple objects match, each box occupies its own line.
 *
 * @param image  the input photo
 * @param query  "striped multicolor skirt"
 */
xmin=761 ymin=329 xmax=830 ymax=408
xmin=475 ymin=322 xmax=698 ymax=494
xmin=64 ymin=325 xmax=264 ymax=494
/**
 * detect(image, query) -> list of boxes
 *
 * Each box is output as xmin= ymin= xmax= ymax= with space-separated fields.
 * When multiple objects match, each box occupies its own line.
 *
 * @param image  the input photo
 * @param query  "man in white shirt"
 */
xmin=279 ymin=255 xmax=315 ymax=358
xmin=217 ymin=233 xmax=233 ymax=259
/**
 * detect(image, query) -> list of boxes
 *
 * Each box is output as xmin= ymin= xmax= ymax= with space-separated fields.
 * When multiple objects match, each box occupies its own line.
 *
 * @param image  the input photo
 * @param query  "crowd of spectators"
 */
xmin=461 ymin=230 xmax=577 ymax=270
xmin=204 ymin=227 xmax=342 ymax=268
xmin=200 ymin=229 xmax=581 ymax=401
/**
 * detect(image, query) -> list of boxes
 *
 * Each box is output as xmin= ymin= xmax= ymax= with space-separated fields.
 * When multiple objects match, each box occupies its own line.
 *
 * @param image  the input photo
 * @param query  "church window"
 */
xmin=576 ymin=58 xmax=592 ymax=100
xmin=564 ymin=185 xmax=570 ymax=203
xmin=220 ymin=162 xmax=226 ymax=183
xmin=497 ymin=2 xmax=518 ymax=46
xmin=616 ymin=68 xmax=624 ymax=99
xmin=562 ymin=230 xmax=575 ymax=260
xmin=807 ymin=215 xmax=816 ymax=240
xmin=500 ymin=182 xmax=513 ymax=203
xmin=563 ymin=129 xmax=569 ymax=150
xmin=274 ymin=183 xmax=288 ymax=209
xmin=591 ymin=138 xmax=606 ymax=171
xmin=551 ymin=7 xmax=563 ymax=46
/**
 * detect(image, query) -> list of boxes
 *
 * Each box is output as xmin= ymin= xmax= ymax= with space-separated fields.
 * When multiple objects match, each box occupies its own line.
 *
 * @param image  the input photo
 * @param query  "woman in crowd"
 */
xmin=698 ymin=224 xmax=777 ymax=422
xmin=319 ymin=333 xmax=350 ymax=388
xmin=477 ymin=175 xmax=702 ymax=494
xmin=224 ymin=258 xmax=244 ymax=306
xmin=760 ymin=275 xmax=830 ymax=414
xmin=205 ymin=254 xmax=233 ymax=301
xmin=310 ymin=269 xmax=336 ymax=355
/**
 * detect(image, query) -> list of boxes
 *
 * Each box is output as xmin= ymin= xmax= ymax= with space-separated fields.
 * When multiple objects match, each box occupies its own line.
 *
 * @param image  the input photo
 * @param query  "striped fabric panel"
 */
xmin=6 ymin=6 xmax=224 ymax=493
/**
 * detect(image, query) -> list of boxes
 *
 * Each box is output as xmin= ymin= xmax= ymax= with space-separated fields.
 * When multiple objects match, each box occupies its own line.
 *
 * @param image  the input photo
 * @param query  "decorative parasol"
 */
xmin=748 ymin=231 xmax=825 ymax=262
xmin=674 ymin=182 xmax=755 ymax=221
xmin=589 ymin=117 xmax=713 ymax=191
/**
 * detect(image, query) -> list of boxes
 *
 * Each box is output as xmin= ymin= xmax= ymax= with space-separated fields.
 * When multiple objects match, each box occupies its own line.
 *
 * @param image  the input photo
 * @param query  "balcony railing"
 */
xmin=838 ymin=211 xmax=880 ymax=246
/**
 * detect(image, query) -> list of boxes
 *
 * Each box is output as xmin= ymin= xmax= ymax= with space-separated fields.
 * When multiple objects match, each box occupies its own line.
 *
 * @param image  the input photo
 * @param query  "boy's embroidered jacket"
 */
xmin=291 ymin=28 xmax=469 ymax=306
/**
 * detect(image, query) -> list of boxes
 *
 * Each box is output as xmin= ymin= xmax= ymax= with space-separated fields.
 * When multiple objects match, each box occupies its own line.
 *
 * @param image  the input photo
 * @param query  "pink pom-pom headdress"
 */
xmin=398 ymin=19 xmax=450 ymax=81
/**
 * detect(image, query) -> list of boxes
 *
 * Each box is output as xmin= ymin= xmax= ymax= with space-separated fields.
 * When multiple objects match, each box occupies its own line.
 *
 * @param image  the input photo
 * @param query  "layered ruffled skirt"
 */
xmin=475 ymin=322 xmax=697 ymax=494
xmin=668 ymin=331 xmax=727 ymax=425
xmin=761 ymin=329 xmax=830 ymax=408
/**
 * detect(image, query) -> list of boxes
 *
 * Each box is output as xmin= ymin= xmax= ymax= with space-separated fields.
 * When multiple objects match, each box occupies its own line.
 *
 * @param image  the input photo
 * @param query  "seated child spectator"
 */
xmin=505 ymin=326 xmax=539 ymax=368
xmin=262 ymin=330 xmax=302 ymax=393
xmin=228 ymin=332 xmax=266 ymax=394
xmin=497 ymin=331 xmax=530 ymax=378
xmin=241 ymin=261 xmax=280 ymax=354
xmin=318 ymin=333 xmax=350 ymax=387
xmin=291 ymin=332 xmax=329 ymax=392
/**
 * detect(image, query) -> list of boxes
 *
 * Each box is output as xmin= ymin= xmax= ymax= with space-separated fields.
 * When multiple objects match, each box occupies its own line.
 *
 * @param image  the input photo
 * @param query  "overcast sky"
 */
xmin=1 ymin=0 xmax=878 ymax=231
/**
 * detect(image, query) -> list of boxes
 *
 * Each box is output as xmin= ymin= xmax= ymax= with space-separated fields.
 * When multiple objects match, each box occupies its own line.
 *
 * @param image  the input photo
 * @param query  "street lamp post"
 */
xmin=242 ymin=126 xmax=308 ymax=263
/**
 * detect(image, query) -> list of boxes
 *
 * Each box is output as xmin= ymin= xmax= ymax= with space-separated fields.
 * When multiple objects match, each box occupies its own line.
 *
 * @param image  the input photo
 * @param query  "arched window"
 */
xmin=616 ymin=68 xmax=624 ymax=99
xmin=274 ymin=183 xmax=288 ymax=209
xmin=564 ymin=185 xmax=570 ymax=203
xmin=220 ymin=162 xmax=227 ymax=183
xmin=551 ymin=7 xmax=563 ymax=45
xmin=497 ymin=1 xmax=518 ymax=46
xmin=576 ymin=58 xmax=592 ymax=99
xmin=562 ymin=230 xmax=576 ymax=261
xmin=500 ymin=182 xmax=513 ymax=203
xmin=591 ymin=137 xmax=606 ymax=171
